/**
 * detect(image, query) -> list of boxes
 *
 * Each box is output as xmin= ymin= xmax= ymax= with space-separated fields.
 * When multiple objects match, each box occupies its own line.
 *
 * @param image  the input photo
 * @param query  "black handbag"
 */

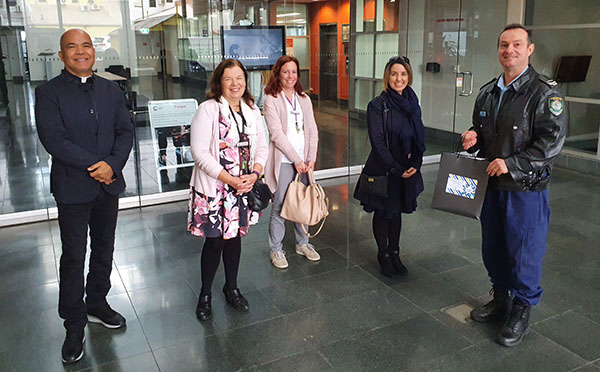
xmin=247 ymin=179 xmax=273 ymax=212
xmin=355 ymin=171 xmax=388 ymax=198
xmin=354 ymin=99 xmax=391 ymax=199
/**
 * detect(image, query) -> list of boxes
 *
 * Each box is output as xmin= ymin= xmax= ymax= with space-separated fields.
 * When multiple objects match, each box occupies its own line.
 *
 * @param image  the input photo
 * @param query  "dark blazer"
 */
xmin=35 ymin=70 xmax=134 ymax=204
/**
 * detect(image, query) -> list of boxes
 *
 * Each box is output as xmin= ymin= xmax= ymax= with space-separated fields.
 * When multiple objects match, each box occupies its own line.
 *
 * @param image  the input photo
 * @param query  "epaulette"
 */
xmin=480 ymin=77 xmax=497 ymax=91
xmin=539 ymin=76 xmax=558 ymax=87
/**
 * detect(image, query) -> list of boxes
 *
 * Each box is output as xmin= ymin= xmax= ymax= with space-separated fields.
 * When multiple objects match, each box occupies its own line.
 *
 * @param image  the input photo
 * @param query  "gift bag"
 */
xmin=431 ymin=152 xmax=490 ymax=220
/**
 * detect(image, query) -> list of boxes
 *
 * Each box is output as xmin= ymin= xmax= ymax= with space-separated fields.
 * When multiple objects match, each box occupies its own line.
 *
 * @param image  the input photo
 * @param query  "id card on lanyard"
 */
xmin=229 ymin=106 xmax=250 ymax=175
xmin=285 ymin=92 xmax=302 ymax=134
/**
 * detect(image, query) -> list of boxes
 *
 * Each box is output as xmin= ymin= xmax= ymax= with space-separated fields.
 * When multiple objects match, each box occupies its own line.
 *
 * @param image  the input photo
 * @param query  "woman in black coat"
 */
xmin=354 ymin=56 xmax=425 ymax=278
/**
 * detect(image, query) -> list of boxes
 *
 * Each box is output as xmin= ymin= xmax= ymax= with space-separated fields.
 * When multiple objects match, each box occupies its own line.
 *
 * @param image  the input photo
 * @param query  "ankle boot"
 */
xmin=196 ymin=294 xmax=212 ymax=321
xmin=389 ymin=248 xmax=408 ymax=275
xmin=470 ymin=287 xmax=511 ymax=323
xmin=498 ymin=298 xmax=531 ymax=347
xmin=377 ymin=252 xmax=397 ymax=278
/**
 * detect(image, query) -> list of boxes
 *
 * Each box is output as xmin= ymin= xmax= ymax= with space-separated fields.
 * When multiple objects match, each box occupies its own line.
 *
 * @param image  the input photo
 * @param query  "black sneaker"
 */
xmin=61 ymin=330 xmax=85 ymax=364
xmin=87 ymin=305 xmax=127 ymax=329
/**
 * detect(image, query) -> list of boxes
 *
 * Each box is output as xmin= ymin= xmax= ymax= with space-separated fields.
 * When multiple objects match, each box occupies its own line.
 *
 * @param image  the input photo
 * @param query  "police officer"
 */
xmin=461 ymin=24 xmax=566 ymax=347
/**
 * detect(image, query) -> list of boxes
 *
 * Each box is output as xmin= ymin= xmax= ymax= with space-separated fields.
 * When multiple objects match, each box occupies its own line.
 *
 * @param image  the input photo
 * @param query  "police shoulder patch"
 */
xmin=548 ymin=96 xmax=564 ymax=116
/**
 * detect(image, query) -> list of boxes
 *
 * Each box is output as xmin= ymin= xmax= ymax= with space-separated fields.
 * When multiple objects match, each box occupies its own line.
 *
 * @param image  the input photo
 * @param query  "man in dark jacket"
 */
xmin=35 ymin=29 xmax=133 ymax=364
xmin=462 ymin=24 xmax=566 ymax=347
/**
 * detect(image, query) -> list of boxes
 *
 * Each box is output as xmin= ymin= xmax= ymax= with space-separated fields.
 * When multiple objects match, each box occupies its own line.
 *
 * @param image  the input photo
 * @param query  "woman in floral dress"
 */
xmin=187 ymin=59 xmax=268 ymax=321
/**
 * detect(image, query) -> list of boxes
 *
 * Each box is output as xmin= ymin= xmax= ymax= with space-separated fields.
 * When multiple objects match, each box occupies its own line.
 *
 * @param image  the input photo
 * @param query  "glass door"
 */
xmin=411 ymin=0 xmax=508 ymax=154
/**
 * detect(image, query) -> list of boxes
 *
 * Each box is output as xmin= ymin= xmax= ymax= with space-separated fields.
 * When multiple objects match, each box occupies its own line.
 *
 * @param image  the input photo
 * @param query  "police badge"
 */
xmin=549 ymin=97 xmax=564 ymax=116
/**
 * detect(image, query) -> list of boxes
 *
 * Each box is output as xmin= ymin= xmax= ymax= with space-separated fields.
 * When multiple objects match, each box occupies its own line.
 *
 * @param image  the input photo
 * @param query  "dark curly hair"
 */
xmin=207 ymin=59 xmax=255 ymax=107
xmin=264 ymin=56 xmax=305 ymax=97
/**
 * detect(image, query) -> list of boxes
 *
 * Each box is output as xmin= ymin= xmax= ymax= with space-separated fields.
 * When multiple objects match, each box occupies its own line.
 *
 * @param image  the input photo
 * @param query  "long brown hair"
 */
xmin=264 ymin=56 xmax=305 ymax=97
xmin=207 ymin=59 xmax=255 ymax=107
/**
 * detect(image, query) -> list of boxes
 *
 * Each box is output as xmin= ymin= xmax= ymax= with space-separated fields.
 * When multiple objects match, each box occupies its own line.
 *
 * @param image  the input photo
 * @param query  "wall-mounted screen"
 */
xmin=555 ymin=55 xmax=592 ymax=83
xmin=221 ymin=26 xmax=286 ymax=71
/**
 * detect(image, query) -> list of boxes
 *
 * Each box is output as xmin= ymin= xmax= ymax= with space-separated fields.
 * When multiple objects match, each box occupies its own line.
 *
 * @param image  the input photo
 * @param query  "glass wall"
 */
xmin=1 ymin=0 xmax=599 ymax=224
xmin=525 ymin=0 xmax=600 ymax=157
xmin=0 ymin=0 xmax=352 ymax=224
xmin=348 ymin=0 xmax=508 ymax=165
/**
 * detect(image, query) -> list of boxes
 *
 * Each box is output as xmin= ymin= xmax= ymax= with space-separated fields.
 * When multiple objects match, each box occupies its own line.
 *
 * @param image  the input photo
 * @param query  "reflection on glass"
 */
xmin=374 ymin=33 xmax=398 ymax=79
xmin=529 ymin=28 xmax=600 ymax=100
xmin=355 ymin=34 xmax=374 ymax=78
xmin=1 ymin=0 xmax=355 ymax=222
xmin=354 ymin=79 xmax=373 ymax=111
xmin=363 ymin=0 xmax=376 ymax=32
xmin=525 ymin=0 xmax=600 ymax=26
xmin=563 ymin=101 xmax=600 ymax=155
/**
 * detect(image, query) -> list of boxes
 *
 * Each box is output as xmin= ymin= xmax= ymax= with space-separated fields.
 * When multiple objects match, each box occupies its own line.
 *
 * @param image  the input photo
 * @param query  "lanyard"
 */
xmin=228 ymin=105 xmax=247 ymax=136
xmin=285 ymin=92 xmax=302 ymax=134
xmin=228 ymin=105 xmax=250 ymax=174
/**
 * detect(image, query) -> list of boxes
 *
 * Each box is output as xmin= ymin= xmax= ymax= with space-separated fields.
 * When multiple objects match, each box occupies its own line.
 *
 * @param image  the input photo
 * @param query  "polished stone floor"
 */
xmin=1 ymin=165 xmax=599 ymax=371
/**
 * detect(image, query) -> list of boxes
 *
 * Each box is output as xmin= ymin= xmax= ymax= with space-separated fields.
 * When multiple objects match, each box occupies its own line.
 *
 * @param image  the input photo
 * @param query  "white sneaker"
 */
xmin=295 ymin=243 xmax=320 ymax=261
xmin=270 ymin=250 xmax=289 ymax=269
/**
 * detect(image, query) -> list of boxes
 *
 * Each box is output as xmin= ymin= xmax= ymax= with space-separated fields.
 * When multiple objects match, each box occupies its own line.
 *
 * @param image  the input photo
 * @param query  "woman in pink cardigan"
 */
xmin=263 ymin=56 xmax=320 ymax=269
xmin=187 ymin=59 xmax=268 ymax=320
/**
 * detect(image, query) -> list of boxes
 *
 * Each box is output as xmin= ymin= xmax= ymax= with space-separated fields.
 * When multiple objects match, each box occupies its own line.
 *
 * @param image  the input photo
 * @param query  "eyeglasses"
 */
xmin=388 ymin=56 xmax=410 ymax=65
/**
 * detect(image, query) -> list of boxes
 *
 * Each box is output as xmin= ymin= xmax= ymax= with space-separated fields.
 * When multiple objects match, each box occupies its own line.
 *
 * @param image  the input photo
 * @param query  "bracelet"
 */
xmin=251 ymin=170 xmax=260 ymax=179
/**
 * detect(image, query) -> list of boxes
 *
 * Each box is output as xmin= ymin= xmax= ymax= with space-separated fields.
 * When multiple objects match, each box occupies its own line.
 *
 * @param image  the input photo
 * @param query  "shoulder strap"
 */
xmin=381 ymin=96 xmax=390 ymax=149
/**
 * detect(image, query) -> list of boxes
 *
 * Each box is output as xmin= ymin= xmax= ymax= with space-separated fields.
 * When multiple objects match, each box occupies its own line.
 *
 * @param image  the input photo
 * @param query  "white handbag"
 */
xmin=280 ymin=170 xmax=329 ymax=238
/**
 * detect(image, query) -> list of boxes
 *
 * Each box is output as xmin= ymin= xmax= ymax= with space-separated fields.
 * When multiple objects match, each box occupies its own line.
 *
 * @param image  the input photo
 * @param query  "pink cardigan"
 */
xmin=263 ymin=92 xmax=319 ymax=193
xmin=189 ymin=98 xmax=269 ymax=197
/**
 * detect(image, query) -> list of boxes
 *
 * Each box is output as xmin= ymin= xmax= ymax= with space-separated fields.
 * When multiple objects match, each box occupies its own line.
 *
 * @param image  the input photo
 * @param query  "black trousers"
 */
xmin=57 ymin=189 xmax=119 ymax=331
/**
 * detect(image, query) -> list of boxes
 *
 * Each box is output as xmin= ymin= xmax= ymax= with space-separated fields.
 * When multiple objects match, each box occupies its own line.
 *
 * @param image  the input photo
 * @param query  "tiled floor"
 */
xmin=1 ymin=165 xmax=599 ymax=371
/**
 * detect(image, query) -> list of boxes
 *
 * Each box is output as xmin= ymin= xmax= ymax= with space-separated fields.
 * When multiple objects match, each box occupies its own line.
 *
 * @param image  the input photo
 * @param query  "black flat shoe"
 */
xmin=196 ymin=294 xmax=212 ymax=321
xmin=223 ymin=286 xmax=249 ymax=312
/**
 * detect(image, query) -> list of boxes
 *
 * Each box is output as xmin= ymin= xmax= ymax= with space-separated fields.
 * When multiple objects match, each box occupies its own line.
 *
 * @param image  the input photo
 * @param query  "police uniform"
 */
xmin=469 ymin=65 xmax=566 ymax=306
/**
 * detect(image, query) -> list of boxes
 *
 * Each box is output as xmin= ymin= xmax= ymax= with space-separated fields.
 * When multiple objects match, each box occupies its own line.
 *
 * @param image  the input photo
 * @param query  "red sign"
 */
xmin=286 ymin=38 xmax=294 ymax=48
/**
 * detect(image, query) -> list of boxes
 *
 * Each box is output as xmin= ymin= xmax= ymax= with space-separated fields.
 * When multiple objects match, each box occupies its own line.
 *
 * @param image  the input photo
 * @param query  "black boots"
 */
xmin=377 ymin=252 xmax=397 ymax=278
xmin=389 ymin=248 xmax=408 ymax=275
xmin=498 ymin=298 xmax=531 ymax=347
xmin=377 ymin=249 xmax=408 ymax=278
xmin=470 ymin=287 xmax=511 ymax=323
xmin=196 ymin=294 xmax=212 ymax=321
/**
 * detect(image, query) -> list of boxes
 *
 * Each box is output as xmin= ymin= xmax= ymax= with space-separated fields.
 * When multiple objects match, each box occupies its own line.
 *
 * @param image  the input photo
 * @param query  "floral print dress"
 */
xmin=187 ymin=110 xmax=260 ymax=239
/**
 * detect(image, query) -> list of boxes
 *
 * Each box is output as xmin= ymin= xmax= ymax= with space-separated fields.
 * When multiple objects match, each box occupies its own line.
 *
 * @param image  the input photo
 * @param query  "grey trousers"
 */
xmin=269 ymin=163 xmax=309 ymax=253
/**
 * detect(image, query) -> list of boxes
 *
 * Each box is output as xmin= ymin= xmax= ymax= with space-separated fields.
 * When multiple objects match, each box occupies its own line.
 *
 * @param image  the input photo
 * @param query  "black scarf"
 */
xmin=382 ymin=86 xmax=426 ymax=155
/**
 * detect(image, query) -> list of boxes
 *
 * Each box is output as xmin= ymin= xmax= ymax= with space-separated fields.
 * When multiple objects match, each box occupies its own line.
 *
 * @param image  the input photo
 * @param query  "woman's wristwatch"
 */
xmin=251 ymin=170 xmax=261 ymax=179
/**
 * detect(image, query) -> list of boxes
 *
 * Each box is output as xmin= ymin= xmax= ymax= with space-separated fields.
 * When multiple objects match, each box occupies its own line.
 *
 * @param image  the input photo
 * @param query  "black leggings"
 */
xmin=200 ymin=236 xmax=242 ymax=296
xmin=372 ymin=211 xmax=402 ymax=254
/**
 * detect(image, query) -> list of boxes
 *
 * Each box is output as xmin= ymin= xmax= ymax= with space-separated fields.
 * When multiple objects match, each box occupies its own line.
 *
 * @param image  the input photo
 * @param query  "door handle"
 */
xmin=459 ymin=71 xmax=473 ymax=97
